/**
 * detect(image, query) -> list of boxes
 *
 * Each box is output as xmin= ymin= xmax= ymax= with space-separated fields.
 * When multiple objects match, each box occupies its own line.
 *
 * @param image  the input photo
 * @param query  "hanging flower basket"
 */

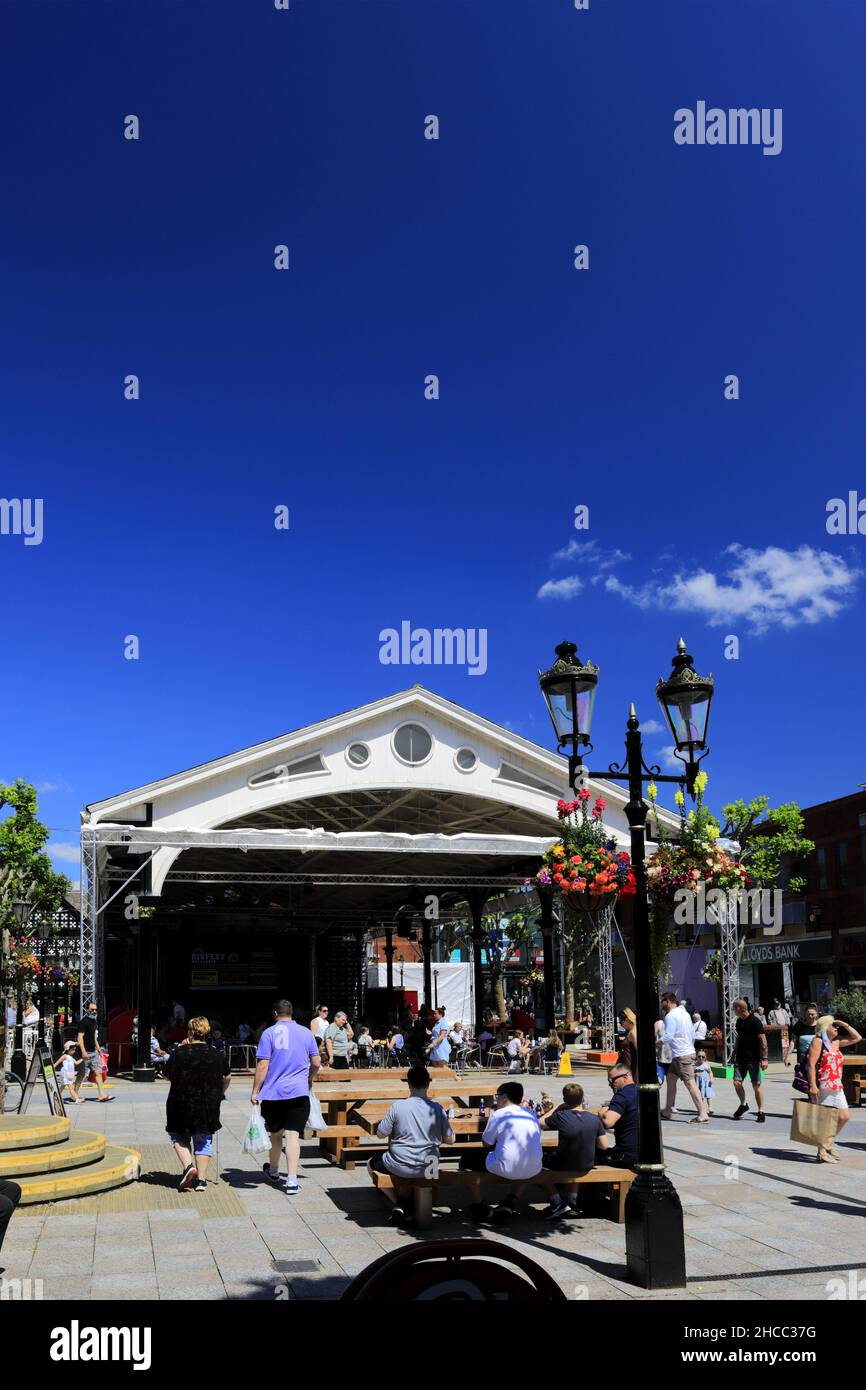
xmin=533 ymin=792 xmax=636 ymax=908
xmin=645 ymin=772 xmax=751 ymax=980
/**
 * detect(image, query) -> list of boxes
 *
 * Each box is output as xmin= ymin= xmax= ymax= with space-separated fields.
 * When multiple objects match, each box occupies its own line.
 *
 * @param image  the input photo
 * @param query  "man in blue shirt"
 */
xmin=252 ymin=999 xmax=321 ymax=1194
xmin=427 ymin=1007 xmax=451 ymax=1068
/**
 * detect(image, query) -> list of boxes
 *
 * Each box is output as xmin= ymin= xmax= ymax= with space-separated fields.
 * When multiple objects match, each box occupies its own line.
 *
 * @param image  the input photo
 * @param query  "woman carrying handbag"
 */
xmin=803 ymin=1014 xmax=861 ymax=1162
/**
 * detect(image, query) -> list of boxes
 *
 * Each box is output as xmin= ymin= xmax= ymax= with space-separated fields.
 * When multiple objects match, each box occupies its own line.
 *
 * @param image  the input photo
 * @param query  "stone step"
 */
xmin=0 ymin=1115 xmax=70 ymax=1151
xmin=17 ymin=1145 xmax=141 ymax=1204
xmin=0 ymin=1129 xmax=105 ymax=1178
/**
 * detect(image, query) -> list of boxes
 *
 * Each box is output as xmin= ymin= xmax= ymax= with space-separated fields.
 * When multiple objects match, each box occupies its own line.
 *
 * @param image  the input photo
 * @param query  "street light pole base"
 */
xmin=624 ymin=1170 xmax=687 ymax=1289
xmin=132 ymin=1066 xmax=157 ymax=1084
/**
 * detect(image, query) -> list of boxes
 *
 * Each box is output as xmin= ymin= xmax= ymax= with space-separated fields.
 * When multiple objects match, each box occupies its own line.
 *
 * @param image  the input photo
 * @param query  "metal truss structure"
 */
xmin=81 ymin=821 xmax=551 ymax=1011
xmin=598 ymin=902 xmax=616 ymax=1053
xmin=719 ymin=908 xmax=741 ymax=1066
xmin=147 ymin=871 xmax=528 ymax=889
xmin=79 ymin=827 xmax=99 ymax=1010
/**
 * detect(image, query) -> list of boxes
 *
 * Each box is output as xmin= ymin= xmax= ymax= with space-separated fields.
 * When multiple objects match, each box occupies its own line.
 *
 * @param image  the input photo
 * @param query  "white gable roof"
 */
xmin=85 ymin=685 xmax=678 ymax=845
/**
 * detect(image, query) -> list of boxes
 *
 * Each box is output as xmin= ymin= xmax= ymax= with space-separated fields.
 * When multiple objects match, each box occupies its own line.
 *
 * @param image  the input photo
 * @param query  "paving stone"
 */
xmin=224 ymin=1279 xmax=287 ymax=1301
xmin=89 ymin=1278 xmax=160 ymax=1300
xmin=159 ymin=1284 xmax=227 ymax=1300
xmin=153 ymin=1253 xmax=219 ymax=1274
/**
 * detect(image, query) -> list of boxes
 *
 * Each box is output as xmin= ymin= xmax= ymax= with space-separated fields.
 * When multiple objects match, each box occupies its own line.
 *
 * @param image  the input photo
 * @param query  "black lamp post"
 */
xmin=539 ymin=637 xmax=715 ymax=1290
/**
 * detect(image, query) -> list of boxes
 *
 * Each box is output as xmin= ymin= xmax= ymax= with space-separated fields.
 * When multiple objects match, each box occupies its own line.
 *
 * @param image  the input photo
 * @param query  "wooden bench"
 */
xmin=369 ymin=1165 xmax=636 ymax=1228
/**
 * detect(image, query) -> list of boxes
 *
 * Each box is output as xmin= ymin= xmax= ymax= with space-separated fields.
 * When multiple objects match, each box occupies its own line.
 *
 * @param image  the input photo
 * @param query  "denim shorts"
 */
xmin=168 ymin=1131 xmax=213 ymax=1156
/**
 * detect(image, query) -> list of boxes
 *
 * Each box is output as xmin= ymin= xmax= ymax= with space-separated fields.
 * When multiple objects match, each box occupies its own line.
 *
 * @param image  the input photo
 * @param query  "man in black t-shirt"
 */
xmin=76 ymin=1002 xmax=113 ymax=1102
xmin=539 ymin=1082 xmax=608 ymax=1220
xmin=598 ymin=1064 xmax=639 ymax=1168
xmin=732 ymin=997 xmax=767 ymax=1121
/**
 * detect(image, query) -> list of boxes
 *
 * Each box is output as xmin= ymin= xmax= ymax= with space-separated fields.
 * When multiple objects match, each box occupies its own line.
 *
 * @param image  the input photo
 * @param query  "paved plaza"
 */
xmin=3 ymin=1065 xmax=865 ymax=1302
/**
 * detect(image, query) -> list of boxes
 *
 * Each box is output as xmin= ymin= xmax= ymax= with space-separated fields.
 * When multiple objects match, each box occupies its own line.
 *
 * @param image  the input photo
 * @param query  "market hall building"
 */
xmin=79 ymin=687 xmax=640 ymax=1057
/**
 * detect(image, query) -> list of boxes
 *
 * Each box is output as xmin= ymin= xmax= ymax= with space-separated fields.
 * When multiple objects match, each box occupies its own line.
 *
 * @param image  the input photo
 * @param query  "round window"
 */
xmin=393 ymin=723 xmax=433 ymax=765
xmin=455 ymin=748 xmax=477 ymax=772
xmin=346 ymin=742 xmax=370 ymax=767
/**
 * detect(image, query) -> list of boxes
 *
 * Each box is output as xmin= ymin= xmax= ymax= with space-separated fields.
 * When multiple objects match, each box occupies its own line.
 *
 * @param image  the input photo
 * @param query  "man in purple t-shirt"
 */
xmin=252 ymin=999 xmax=320 ymax=1195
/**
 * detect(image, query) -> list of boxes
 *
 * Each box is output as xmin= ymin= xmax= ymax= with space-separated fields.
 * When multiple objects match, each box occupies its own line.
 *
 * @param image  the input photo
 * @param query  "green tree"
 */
xmin=1 ymin=780 xmax=70 ymax=1109
xmin=720 ymin=797 xmax=814 ymax=894
xmin=446 ymin=903 xmax=538 ymax=1018
xmin=0 ymin=779 xmax=69 ymax=925
xmin=831 ymin=988 xmax=866 ymax=1033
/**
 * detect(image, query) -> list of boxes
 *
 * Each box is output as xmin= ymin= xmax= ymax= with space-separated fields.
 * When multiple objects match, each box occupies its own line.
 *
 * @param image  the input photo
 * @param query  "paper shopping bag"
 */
xmin=789 ymin=1099 xmax=838 ymax=1147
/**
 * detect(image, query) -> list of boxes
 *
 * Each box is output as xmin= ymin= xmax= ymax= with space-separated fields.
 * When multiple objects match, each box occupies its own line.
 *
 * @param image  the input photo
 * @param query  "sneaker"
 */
xmin=543 ymin=1201 xmax=572 ymax=1222
xmin=178 ymin=1165 xmax=197 ymax=1191
xmin=389 ymin=1204 xmax=407 ymax=1225
xmin=491 ymin=1197 xmax=518 ymax=1225
xmin=262 ymin=1162 xmax=281 ymax=1186
xmin=732 ymin=1103 xmax=749 ymax=1120
xmin=756 ymin=1112 xmax=766 ymax=1123
xmin=193 ymin=1180 xmax=206 ymax=1192
xmin=285 ymin=1178 xmax=299 ymax=1196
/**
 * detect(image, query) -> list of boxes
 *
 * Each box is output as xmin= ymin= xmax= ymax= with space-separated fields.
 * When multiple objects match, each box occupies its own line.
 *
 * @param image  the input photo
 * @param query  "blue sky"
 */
xmin=2 ymin=1 xmax=866 ymax=876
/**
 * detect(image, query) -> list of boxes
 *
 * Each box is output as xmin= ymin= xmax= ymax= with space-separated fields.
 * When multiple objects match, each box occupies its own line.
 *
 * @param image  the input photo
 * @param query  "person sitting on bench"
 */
xmin=538 ymin=1082 xmax=610 ymax=1220
xmin=597 ymin=1063 xmax=639 ymax=1169
xmin=369 ymin=1064 xmax=453 ymax=1225
xmin=459 ymin=1081 xmax=544 ymax=1222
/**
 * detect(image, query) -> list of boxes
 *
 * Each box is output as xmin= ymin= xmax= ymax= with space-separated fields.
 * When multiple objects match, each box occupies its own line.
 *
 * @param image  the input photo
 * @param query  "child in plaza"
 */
xmin=694 ymin=1051 xmax=715 ymax=1116
xmin=57 ymin=1044 xmax=85 ymax=1104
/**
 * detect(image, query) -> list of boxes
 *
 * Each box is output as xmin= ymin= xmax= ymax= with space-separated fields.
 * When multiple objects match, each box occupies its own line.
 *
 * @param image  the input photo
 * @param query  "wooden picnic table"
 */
xmin=316 ymin=1065 xmax=456 ymax=1082
xmin=354 ymin=1100 xmax=598 ymax=1138
xmin=312 ymin=1083 xmax=497 ymax=1167
xmin=842 ymin=1054 xmax=866 ymax=1106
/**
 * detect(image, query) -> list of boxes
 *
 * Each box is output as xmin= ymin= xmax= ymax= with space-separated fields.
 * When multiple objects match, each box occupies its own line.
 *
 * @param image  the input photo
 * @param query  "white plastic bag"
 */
xmin=307 ymin=1090 xmax=325 ymax=1131
xmin=242 ymin=1103 xmax=269 ymax=1154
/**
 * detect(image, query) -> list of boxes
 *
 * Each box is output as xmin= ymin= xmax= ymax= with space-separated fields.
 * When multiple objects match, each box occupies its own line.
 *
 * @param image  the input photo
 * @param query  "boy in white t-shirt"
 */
xmin=460 ymin=1081 xmax=543 ymax=1222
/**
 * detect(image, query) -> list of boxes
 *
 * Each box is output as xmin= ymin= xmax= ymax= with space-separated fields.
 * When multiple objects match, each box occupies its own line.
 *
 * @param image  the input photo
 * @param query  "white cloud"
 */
xmin=49 ymin=843 xmax=80 ymax=863
xmin=606 ymin=545 xmax=862 ymax=634
xmin=639 ymin=719 xmax=664 ymax=736
xmin=656 ymin=746 xmax=683 ymax=772
xmin=537 ymin=575 xmax=583 ymax=600
xmin=36 ymin=781 xmax=59 ymax=793
xmin=551 ymin=539 xmax=631 ymax=571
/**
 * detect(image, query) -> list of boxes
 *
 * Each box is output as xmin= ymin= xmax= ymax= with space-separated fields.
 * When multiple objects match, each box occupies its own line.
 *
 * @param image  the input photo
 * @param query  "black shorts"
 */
xmin=733 ymin=1058 xmax=762 ymax=1086
xmin=329 ymin=1056 xmax=350 ymax=1071
xmin=260 ymin=1097 xmax=311 ymax=1135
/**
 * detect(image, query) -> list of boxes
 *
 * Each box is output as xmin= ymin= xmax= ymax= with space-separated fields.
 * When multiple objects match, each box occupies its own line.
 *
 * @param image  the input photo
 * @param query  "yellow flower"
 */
xmin=674 ymin=789 xmax=685 ymax=808
xmin=707 ymin=824 xmax=720 ymax=841
xmin=695 ymin=770 xmax=708 ymax=794
xmin=647 ymin=782 xmax=658 ymax=801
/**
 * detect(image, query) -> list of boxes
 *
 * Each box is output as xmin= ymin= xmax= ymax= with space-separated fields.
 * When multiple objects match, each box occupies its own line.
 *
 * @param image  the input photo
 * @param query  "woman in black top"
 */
xmin=164 ymin=1016 xmax=231 ymax=1191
